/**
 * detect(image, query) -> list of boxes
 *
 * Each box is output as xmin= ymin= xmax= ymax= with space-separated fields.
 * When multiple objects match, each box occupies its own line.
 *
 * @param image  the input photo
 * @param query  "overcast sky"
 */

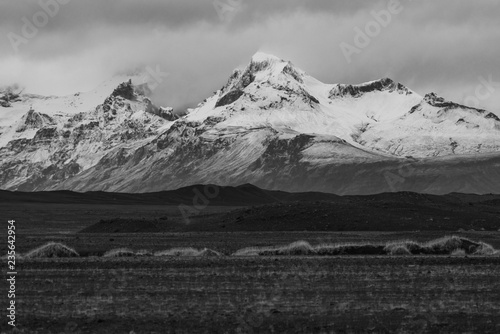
xmin=1 ymin=0 xmax=499 ymax=113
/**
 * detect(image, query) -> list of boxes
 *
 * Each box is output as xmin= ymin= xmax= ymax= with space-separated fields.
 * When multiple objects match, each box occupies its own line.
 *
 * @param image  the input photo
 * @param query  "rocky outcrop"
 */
xmin=16 ymin=108 xmax=55 ymax=132
xmin=0 ymin=89 xmax=22 ymax=108
xmin=0 ymin=80 xmax=170 ymax=191
xmin=111 ymin=79 xmax=135 ymax=100
xmin=329 ymin=78 xmax=412 ymax=99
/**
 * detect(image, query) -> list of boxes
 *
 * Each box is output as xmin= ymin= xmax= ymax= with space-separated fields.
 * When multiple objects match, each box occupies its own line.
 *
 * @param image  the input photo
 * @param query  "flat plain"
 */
xmin=4 ymin=255 xmax=500 ymax=333
xmin=2 ymin=190 xmax=500 ymax=333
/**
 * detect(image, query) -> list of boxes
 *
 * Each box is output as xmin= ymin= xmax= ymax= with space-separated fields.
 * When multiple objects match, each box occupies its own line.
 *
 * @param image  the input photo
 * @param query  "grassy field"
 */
xmin=2 ymin=199 xmax=500 ymax=333
xmin=3 ymin=256 xmax=500 ymax=333
xmin=4 ymin=231 xmax=500 ymax=257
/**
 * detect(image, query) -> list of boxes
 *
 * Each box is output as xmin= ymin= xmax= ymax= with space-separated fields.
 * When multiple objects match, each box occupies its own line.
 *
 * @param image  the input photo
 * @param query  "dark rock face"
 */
xmin=409 ymin=104 xmax=422 ymax=114
xmin=423 ymin=92 xmax=483 ymax=112
xmin=0 ymin=90 xmax=21 ymax=107
xmin=329 ymin=78 xmax=412 ymax=99
xmin=102 ymin=93 xmax=130 ymax=120
xmin=154 ymin=120 xmax=203 ymax=150
xmin=303 ymin=90 xmax=319 ymax=104
xmin=485 ymin=112 xmax=500 ymax=121
xmin=157 ymin=107 xmax=176 ymax=121
xmin=43 ymin=162 xmax=81 ymax=181
xmin=282 ymin=64 xmax=303 ymax=83
xmin=16 ymin=109 xmax=55 ymax=132
xmin=111 ymin=79 xmax=135 ymax=100
xmin=215 ymin=58 xmax=309 ymax=108
xmin=215 ymin=90 xmax=245 ymax=108
xmin=6 ymin=138 xmax=31 ymax=153
xmin=144 ymin=97 xmax=177 ymax=121
xmin=33 ymin=127 xmax=58 ymax=142
xmin=423 ymin=92 xmax=462 ymax=109
xmin=215 ymin=58 xmax=286 ymax=108
xmin=203 ymin=116 xmax=225 ymax=127
xmin=423 ymin=93 xmax=499 ymax=122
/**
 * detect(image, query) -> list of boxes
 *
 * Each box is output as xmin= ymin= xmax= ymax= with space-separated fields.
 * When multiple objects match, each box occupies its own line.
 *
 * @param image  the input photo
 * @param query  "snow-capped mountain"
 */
xmin=0 ymin=76 xmax=173 ymax=190
xmin=1 ymin=52 xmax=499 ymax=194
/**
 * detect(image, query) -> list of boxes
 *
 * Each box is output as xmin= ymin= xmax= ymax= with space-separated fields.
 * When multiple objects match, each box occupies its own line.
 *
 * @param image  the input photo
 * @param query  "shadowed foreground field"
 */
xmin=2 ymin=189 xmax=500 ymax=333
xmin=2 ymin=257 xmax=500 ymax=333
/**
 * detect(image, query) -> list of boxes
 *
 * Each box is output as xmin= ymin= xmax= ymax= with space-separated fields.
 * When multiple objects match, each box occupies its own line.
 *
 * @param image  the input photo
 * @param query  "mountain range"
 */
xmin=1 ymin=52 xmax=499 ymax=194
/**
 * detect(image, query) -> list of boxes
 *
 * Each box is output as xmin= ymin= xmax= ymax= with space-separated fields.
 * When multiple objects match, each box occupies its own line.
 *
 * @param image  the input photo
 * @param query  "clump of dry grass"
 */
xmin=236 ymin=241 xmax=316 ymax=256
xmin=386 ymin=245 xmax=412 ymax=256
xmin=154 ymin=247 xmax=222 ymax=257
xmin=384 ymin=240 xmax=422 ymax=254
xmin=103 ymin=248 xmax=136 ymax=258
xmin=472 ymin=242 xmax=497 ymax=256
xmin=232 ymin=241 xmax=315 ymax=256
xmin=232 ymin=236 xmax=498 ymax=257
xmin=155 ymin=247 xmax=202 ymax=257
xmin=24 ymin=242 xmax=79 ymax=259
xmin=136 ymin=249 xmax=153 ymax=257
xmin=233 ymin=241 xmax=387 ymax=256
xmin=232 ymin=246 xmax=271 ymax=256
xmin=264 ymin=241 xmax=316 ymax=256
xmin=422 ymin=236 xmax=469 ymax=254
xmin=199 ymin=248 xmax=223 ymax=257
xmin=451 ymin=249 xmax=466 ymax=256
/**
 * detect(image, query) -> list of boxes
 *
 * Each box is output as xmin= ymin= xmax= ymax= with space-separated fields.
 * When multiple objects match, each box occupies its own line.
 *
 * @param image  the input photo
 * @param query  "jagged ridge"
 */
xmin=0 ymin=52 xmax=499 ymax=194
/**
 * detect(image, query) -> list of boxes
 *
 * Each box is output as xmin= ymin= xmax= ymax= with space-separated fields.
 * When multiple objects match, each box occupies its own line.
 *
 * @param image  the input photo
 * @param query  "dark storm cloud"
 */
xmin=0 ymin=0 xmax=371 ymax=30
xmin=1 ymin=0 xmax=499 ymax=112
xmin=2 ymin=0 xmax=498 ymax=32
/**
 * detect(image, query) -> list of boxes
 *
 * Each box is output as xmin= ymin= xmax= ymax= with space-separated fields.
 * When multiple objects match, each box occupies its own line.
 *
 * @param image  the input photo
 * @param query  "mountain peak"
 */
xmin=215 ymin=53 xmax=303 ymax=108
xmin=422 ymin=92 xmax=483 ymax=111
xmin=111 ymin=79 xmax=135 ymax=100
xmin=423 ymin=92 xmax=445 ymax=105
xmin=251 ymin=52 xmax=282 ymax=64
xmin=329 ymin=78 xmax=412 ymax=99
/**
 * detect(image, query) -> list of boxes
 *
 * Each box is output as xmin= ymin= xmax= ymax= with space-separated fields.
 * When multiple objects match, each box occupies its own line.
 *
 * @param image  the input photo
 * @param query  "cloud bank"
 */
xmin=1 ymin=0 xmax=499 ymax=113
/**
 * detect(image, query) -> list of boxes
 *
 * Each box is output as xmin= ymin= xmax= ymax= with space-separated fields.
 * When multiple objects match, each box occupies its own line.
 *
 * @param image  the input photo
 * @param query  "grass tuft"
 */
xmin=384 ymin=240 xmax=422 ymax=254
xmin=232 ymin=247 xmax=271 ymax=257
xmin=154 ymin=247 xmax=222 ymax=257
xmin=451 ymin=249 xmax=466 ymax=257
xmin=199 ymin=248 xmax=223 ymax=257
xmin=155 ymin=247 xmax=202 ymax=257
xmin=271 ymin=241 xmax=315 ymax=256
xmin=103 ymin=248 xmax=136 ymax=258
xmin=232 ymin=236 xmax=497 ymax=257
xmin=386 ymin=245 xmax=412 ymax=256
xmin=136 ymin=249 xmax=153 ymax=257
xmin=24 ymin=242 xmax=79 ymax=259
xmin=472 ymin=242 xmax=497 ymax=256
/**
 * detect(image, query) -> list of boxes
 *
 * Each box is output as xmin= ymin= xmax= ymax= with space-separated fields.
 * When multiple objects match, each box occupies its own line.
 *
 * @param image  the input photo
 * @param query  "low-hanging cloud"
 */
xmin=1 ymin=0 xmax=499 ymax=113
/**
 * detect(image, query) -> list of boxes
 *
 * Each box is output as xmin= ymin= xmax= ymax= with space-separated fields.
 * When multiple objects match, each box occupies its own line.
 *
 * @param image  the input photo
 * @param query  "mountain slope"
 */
xmin=0 ymin=78 xmax=174 ymax=191
xmin=0 ymin=52 xmax=499 ymax=194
